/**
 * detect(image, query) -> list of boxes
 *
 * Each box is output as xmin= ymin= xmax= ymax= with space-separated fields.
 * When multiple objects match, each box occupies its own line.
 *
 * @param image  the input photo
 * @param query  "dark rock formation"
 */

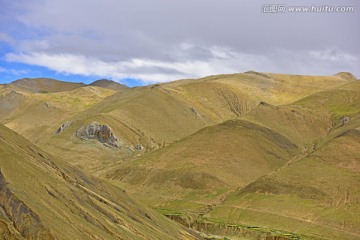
xmin=55 ymin=121 xmax=73 ymax=134
xmin=135 ymin=144 xmax=144 ymax=151
xmin=76 ymin=122 xmax=120 ymax=148
xmin=341 ymin=116 xmax=351 ymax=126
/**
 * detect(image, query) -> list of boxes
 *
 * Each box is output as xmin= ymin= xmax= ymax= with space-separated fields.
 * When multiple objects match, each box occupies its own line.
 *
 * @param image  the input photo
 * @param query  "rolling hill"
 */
xmin=9 ymin=78 xmax=85 ymax=93
xmin=0 ymin=72 xmax=359 ymax=239
xmin=15 ymin=72 xmax=353 ymax=174
xmin=104 ymin=119 xmax=298 ymax=213
xmin=103 ymin=76 xmax=360 ymax=239
xmin=206 ymin=116 xmax=360 ymax=239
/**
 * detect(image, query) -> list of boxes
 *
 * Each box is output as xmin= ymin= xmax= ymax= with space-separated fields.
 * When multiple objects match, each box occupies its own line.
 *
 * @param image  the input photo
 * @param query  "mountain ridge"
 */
xmin=0 ymin=71 xmax=359 ymax=240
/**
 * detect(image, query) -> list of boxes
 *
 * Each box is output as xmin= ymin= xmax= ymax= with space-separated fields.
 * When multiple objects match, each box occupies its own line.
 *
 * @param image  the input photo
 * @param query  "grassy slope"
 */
xmin=104 ymin=79 xmax=360 ymax=239
xmin=1 ymin=73 xmax=358 ymax=239
xmin=203 ymin=81 xmax=360 ymax=240
xmin=0 ymin=124 xmax=200 ymax=240
xmin=208 ymin=121 xmax=360 ymax=240
xmin=1 ymin=86 xmax=116 ymax=143
xmin=36 ymin=80 xmax=258 ymax=174
xmin=104 ymin=119 xmax=298 ymax=216
xmin=2 ymin=72 xmax=352 ymax=142
xmin=186 ymin=71 xmax=353 ymax=105
xmin=34 ymin=72 xmax=352 ymax=174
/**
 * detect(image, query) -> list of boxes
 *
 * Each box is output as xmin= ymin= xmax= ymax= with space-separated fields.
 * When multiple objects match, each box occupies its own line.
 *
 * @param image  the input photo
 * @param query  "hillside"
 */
xmin=104 ymin=119 xmax=298 ymax=213
xmin=0 ymin=72 xmax=359 ymax=239
xmin=104 ymin=77 xmax=360 ymax=239
xmin=0 ymin=86 xmax=117 ymax=142
xmin=90 ymin=79 xmax=129 ymax=92
xmin=22 ymin=72 xmax=354 ymax=174
xmin=0 ymin=124 xmax=200 ymax=239
xmin=10 ymin=78 xmax=85 ymax=93
xmin=206 ymin=117 xmax=360 ymax=239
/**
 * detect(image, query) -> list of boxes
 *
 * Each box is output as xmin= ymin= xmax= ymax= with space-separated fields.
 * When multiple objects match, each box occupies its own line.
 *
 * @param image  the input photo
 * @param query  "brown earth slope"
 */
xmin=0 ymin=124 xmax=201 ymax=240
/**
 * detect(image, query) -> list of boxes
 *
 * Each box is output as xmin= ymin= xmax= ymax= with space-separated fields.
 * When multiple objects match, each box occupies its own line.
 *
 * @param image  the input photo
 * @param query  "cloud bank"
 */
xmin=1 ymin=0 xmax=359 ymax=83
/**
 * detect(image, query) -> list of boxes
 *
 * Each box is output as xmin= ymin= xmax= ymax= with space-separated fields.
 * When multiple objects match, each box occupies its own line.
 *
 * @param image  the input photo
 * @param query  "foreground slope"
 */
xmin=0 ymin=125 xmax=200 ymax=239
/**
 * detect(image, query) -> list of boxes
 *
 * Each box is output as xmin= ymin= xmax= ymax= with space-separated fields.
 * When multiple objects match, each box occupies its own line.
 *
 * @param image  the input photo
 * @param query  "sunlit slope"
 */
xmin=240 ymin=102 xmax=332 ymax=147
xmin=1 ymin=86 xmax=116 ymax=143
xmin=2 ymin=72 xmax=352 ymax=148
xmin=293 ymin=80 xmax=360 ymax=124
xmin=105 ymin=119 xmax=297 ymax=213
xmin=35 ymin=72 xmax=355 ymax=174
xmin=166 ymin=71 xmax=354 ymax=105
xmin=89 ymin=71 xmax=355 ymax=145
xmin=0 ymin=124 xmax=200 ymax=240
xmin=200 ymin=82 xmax=360 ymax=239
xmin=102 ymin=77 xmax=360 ymax=239
xmin=70 ymin=80 xmax=259 ymax=144
xmin=239 ymin=80 xmax=360 ymax=147
xmin=207 ymin=119 xmax=360 ymax=240
xmin=36 ymin=82 xmax=259 ymax=173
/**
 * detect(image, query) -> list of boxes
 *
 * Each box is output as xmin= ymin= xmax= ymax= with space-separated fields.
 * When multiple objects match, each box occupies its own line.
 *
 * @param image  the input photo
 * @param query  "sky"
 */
xmin=0 ymin=0 xmax=359 ymax=86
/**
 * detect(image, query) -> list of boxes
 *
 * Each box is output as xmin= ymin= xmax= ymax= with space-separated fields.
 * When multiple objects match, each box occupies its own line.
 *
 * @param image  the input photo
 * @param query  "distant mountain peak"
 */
xmin=244 ymin=70 xmax=271 ymax=79
xmin=10 ymin=77 xmax=85 ymax=93
xmin=90 ymin=79 xmax=129 ymax=91
xmin=91 ymin=79 xmax=115 ymax=83
xmin=334 ymin=72 xmax=357 ymax=81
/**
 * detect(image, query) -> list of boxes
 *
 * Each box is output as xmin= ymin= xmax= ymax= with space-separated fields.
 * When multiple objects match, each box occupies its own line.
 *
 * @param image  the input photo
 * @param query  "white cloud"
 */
xmin=2 ymin=0 xmax=359 ymax=82
xmin=308 ymin=48 xmax=357 ymax=62
xmin=5 ymin=44 xmax=359 ymax=83
xmin=3 ymin=47 xmax=254 ymax=83
xmin=0 ymin=66 xmax=28 ymax=75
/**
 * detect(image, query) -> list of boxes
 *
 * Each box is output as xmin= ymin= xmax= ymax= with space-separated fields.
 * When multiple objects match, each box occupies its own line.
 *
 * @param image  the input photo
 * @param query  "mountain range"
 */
xmin=0 ymin=72 xmax=359 ymax=239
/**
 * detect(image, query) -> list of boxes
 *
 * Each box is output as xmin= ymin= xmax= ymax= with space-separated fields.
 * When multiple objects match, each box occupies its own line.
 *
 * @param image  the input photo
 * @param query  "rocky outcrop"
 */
xmin=55 ymin=121 xmax=73 ymax=134
xmin=259 ymin=101 xmax=269 ymax=106
xmin=76 ymin=122 xmax=120 ymax=148
xmin=341 ymin=116 xmax=350 ymax=126
xmin=134 ymin=144 xmax=144 ymax=151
